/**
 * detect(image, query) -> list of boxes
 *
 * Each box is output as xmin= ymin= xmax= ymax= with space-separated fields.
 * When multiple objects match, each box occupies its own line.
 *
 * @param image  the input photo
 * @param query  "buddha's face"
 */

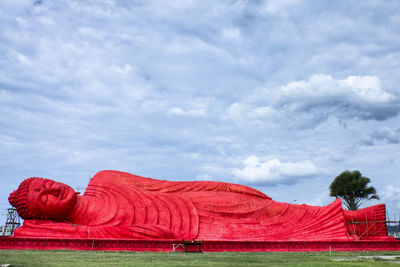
xmin=26 ymin=179 xmax=77 ymax=220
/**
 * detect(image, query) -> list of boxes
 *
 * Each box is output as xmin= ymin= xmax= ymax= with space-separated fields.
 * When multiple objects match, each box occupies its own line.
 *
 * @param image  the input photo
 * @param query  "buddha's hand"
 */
xmin=14 ymin=220 xmax=80 ymax=238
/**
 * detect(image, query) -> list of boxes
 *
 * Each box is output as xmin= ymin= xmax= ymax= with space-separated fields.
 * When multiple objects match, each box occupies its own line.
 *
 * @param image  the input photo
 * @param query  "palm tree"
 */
xmin=329 ymin=170 xmax=379 ymax=210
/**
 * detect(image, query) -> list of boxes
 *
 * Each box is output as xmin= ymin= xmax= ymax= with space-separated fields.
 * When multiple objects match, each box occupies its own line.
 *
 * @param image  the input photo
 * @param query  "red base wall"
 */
xmin=0 ymin=237 xmax=399 ymax=252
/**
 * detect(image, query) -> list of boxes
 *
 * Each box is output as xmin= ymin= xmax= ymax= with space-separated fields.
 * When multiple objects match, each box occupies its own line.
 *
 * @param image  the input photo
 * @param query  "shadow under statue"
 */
xmin=8 ymin=170 xmax=390 ymax=241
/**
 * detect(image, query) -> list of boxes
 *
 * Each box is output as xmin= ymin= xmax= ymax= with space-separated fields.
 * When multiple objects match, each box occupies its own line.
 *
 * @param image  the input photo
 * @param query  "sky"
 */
xmin=1 ymin=0 xmax=400 ymax=223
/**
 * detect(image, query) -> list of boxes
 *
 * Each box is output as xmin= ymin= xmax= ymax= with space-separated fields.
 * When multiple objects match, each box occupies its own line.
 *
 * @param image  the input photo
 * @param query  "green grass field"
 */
xmin=1 ymin=250 xmax=400 ymax=267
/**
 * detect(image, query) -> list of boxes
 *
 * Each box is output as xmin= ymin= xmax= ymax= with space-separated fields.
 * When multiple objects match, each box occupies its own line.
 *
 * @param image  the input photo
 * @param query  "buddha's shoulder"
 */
xmin=90 ymin=170 xmax=159 ymax=185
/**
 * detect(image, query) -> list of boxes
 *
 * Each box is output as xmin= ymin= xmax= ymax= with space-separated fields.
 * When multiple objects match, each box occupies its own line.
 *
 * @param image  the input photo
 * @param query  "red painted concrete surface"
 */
xmin=4 ymin=170 xmax=398 ymax=252
xmin=1 ymin=237 xmax=399 ymax=252
xmin=8 ymin=170 xmax=391 ymax=242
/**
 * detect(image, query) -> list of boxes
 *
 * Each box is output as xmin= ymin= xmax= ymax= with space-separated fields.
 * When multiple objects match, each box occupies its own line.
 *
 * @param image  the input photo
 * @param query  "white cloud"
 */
xmin=262 ymin=0 xmax=302 ymax=14
xmin=221 ymin=27 xmax=241 ymax=41
xmin=371 ymin=127 xmax=399 ymax=143
xmin=238 ymin=74 xmax=399 ymax=128
xmin=0 ymin=0 xmax=31 ymax=9
xmin=249 ymin=106 xmax=276 ymax=118
xmin=382 ymin=185 xmax=400 ymax=200
xmin=151 ymin=0 xmax=197 ymax=11
xmin=224 ymin=103 xmax=279 ymax=127
xmin=195 ymin=174 xmax=214 ymax=181
xmin=226 ymin=102 xmax=247 ymax=121
xmin=382 ymin=185 xmax=400 ymax=210
xmin=275 ymin=74 xmax=394 ymax=106
xmin=362 ymin=127 xmax=400 ymax=145
xmin=232 ymin=155 xmax=320 ymax=185
xmin=168 ymin=107 xmax=207 ymax=117
xmin=341 ymin=75 xmax=392 ymax=103
xmin=112 ymin=64 xmax=135 ymax=76
xmin=307 ymin=190 xmax=332 ymax=206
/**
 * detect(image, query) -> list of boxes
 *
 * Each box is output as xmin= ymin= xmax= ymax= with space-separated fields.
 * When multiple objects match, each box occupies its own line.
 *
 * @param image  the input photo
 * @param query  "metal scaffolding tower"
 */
xmin=1 ymin=208 xmax=21 ymax=236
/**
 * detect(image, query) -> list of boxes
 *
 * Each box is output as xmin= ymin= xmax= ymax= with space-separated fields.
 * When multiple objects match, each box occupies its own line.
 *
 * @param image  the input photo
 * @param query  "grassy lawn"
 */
xmin=1 ymin=250 xmax=400 ymax=267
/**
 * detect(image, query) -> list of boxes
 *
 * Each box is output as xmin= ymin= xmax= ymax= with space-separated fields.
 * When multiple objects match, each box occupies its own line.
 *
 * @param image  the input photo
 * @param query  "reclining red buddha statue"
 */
xmin=8 ymin=170 xmax=389 ymax=241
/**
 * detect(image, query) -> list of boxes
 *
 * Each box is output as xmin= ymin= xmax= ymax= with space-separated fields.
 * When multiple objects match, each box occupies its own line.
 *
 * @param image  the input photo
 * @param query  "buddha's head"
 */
xmin=9 ymin=177 xmax=77 ymax=220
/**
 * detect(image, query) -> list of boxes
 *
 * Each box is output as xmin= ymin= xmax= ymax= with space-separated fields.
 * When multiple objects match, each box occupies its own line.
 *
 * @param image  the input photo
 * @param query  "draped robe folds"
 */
xmin=13 ymin=170 xmax=389 ymax=241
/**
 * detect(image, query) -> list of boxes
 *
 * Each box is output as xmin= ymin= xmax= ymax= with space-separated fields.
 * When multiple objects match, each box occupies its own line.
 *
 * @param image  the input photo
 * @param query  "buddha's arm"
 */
xmin=92 ymin=170 xmax=270 ymax=199
xmin=13 ymin=220 xmax=81 ymax=238
xmin=14 ymin=220 xmax=176 ymax=239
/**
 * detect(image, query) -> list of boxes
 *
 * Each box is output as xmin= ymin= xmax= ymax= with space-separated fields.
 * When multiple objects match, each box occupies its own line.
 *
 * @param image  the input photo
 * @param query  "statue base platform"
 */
xmin=1 ymin=237 xmax=399 ymax=252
